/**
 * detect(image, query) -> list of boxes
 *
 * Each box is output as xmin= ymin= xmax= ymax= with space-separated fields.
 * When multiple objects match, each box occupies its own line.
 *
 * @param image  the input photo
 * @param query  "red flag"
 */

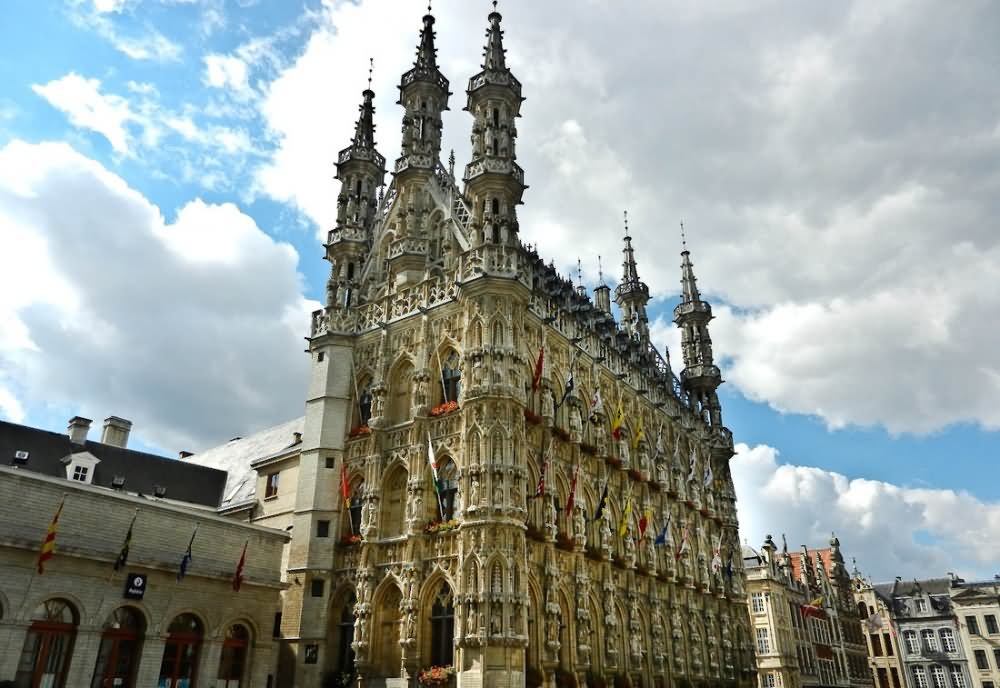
xmin=565 ymin=463 xmax=580 ymax=513
xmin=37 ymin=498 xmax=65 ymax=574
xmin=532 ymin=346 xmax=545 ymax=391
xmin=232 ymin=541 xmax=247 ymax=592
xmin=638 ymin=506 xmax=652 ymax=540
xmin=340 ymin=461 xmax=351 ymax=509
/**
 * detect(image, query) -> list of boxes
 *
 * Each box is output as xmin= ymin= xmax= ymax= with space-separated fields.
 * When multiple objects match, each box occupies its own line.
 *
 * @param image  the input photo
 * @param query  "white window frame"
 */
xmin=914 ymin=598 xmax=927 ymax=612
xmin=939 ymin=628 xmax=956 ymax=653
xmin=949 ymin=666 xmax=966 ymax=688
xmin=904 ymin=630 xmax=920 ymax=655
xmin=912 ymin=666 xmax=928 ymax=688
xmin=756 ymin=627 xmax=771 ymax=655
xmin=929 ymin=665 xmax=946 ymax=688
xmin=921 ymin=629 xmax=939 ymax=652
xmin=752 ymin=592 xmax=766 ymax=614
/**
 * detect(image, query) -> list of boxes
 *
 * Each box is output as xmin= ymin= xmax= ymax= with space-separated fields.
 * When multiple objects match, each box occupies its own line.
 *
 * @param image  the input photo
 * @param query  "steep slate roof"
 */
xmin=872 ymin=577 xmax=953 ymax=599
xmin=183 ymin=417 xmax=304 ymax=509
xmin=0 ymin=419 xmax=227 ymax=508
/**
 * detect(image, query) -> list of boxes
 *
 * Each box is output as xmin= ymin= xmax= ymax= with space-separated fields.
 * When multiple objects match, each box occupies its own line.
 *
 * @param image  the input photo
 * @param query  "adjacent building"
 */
xmin=183 ymin=4 xmax=758 ymax=688
xmin=852 ymin=577 xmax=908 ymax=688
xmin=863 ymin=578 xmax=973 ymax=688
xmin=948 ymin=576 xmax=1000 ymax=688
xmin=0 ymin=417 xmax=288 ymax=687
xmin=744 ymin=534 xmax=872 ymax=688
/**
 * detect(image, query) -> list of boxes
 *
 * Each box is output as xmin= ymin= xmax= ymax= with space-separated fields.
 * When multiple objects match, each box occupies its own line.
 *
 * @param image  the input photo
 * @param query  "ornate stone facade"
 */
xmin=266 ymin=6 xmax=756 ymax=688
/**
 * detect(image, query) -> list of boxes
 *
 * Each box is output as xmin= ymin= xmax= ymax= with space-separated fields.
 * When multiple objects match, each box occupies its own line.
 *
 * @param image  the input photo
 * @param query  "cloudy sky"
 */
xmin=1 ymin=0 xmax=998 ymax=582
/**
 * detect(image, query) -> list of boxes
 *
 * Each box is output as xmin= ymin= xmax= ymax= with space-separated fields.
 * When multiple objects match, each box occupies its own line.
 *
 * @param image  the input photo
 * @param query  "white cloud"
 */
xmin=203 ymin=54 xmax=250 ymax=95
xmin=93 ymin=0 xmax=128 ymax=13
xmin=0 ymin=140 xmax=315 ymax=450
xmin=32 ymin=74 xmax=138 ymax=154
xmin=732 ymin=442 xmax=1000 ymax=581
xmin=251 ymin=0 xmax=1000 ymax=435
xmin=71 ymin=7 xmax=182 ymax=62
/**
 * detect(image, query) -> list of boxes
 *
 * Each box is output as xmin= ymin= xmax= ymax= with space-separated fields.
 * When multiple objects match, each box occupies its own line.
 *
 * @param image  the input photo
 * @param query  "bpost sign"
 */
xmin=124 ymin=573 xmax=147 ymax=600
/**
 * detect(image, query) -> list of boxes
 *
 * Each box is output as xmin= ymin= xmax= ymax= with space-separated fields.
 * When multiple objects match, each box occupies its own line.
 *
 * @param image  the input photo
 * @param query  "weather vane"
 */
xmin=367 ymin=57 xmax=374 ymax=89
xmin=680 ymin=220 xmax=687 ymax=250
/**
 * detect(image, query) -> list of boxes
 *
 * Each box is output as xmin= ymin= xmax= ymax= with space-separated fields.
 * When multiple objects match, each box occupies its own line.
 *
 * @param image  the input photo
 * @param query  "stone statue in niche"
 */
xmin=510 ymin=481 xmax=521 ymax=510
xmin=493 ymin=479 xmax=504 ymax=512
xmin=573 ymin=505 xmax=587 ymax=545
xmin=643 ymin=532 xmax=656 ymax=570
xmin=600 ymin=511 xmax=613 ymax=558
xmin=491 ymin=603 xmax=502 ymax=636
xmin=619 ymin=437 xmax=631 ymax=468
xmin=545 ymin=495 xmax=557 ymax=540
xmin=469 ymin=478 xmax=480 ymax=511
xmin=623 ymin=530 xmax=636 ymax=569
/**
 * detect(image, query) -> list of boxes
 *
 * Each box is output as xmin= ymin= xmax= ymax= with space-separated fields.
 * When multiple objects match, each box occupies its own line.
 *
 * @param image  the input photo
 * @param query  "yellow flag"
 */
xmin=632 ymin=418 xmax=644 ymax=450
xmin=611 ymin=399 xmax=625 ymax=440
xmin=618 ymin=496 xmax=632 ymax=537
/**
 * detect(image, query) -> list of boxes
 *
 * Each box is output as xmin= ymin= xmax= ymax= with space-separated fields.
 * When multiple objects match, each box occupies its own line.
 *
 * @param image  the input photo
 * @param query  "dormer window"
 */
xmin=13 ymin=450 xmax=29 ymax=465
xmin=914 ymin=598 xmax=927 ymax=613
xmin=64 ymin=451 xmax=100 ymax=485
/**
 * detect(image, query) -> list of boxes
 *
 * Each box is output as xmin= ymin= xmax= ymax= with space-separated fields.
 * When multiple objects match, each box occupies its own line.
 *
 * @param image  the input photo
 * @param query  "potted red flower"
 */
xmin=417 ymin=665 xmax=455 ymax=686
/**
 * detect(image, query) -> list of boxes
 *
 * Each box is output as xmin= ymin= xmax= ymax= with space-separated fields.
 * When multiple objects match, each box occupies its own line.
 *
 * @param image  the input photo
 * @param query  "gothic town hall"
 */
xmin=191 ymin=6 xmax=758 ymax=688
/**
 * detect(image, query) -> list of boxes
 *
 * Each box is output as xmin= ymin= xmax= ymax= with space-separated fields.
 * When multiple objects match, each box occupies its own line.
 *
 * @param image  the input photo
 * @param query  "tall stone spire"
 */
xmin=396 ymin=6 xmax=450 ymax=172
xmin=673 ymin=223 xmax=724 ymax=427
xmin=614 ymin=211 xmax=650 ymax=339
xmin=464 ymin=2 xmax=526 ymax=247
xmin=325 ymin=76 xmax=386 ymax=309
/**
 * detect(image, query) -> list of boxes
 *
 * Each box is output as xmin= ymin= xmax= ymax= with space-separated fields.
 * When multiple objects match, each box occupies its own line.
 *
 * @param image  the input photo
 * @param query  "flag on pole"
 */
xmin=703 ymin=459 xmax=714 ymax=488
xmin=675 ymin=524 xmax=691 ymax=561
xmin=232 ymin=540 xmax=248 ymax=592
xmin=592 ymin=478 xmax=609 ymax=521
xmin=532 ymin=346 xmax=545 ymax=391
xmin=653 ymin=422 xmax=665 ymax=461
xmin=565 ymin=462 xmax=580 ymax=514
xmin=865 ymin=612 xmax=884 ymax=633
xmin=654 ymin=512 xmax=672 ymax=546
xmin=36 ymin=497 xmax=65 ymax=574
xmin=631 ymin=418 xmax=644 ymax=451
xmin=427 ymin=433 xmax=444 ymax=519
xmin=532 ymin=441 xmax=550 ymax=499
xmin=177 ymin=526 xmax=198 ymax=581
xmin=711 ymin=535 xmax=723 ymax=574
xmin=589 ymin=387 xmax=604 ymax=422
xmin=340 ymin=461 xmax=351 ymax=509
xmin=113 ymin=511 xmax=137 ymax=572
xmin=638 ymin=505 xmax=653 ymax=540
xmin=611 ymin=399 xmax=625 ymax=441
xmin=618 ymin=494 xmax=632 ymax=537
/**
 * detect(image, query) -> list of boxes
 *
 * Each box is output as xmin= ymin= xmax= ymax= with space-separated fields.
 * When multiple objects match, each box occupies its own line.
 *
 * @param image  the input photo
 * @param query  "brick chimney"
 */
xmin=100 ymin=416 xmax=132 ymax=448
xmin=67 ymin=416 xmax=92 ymax=445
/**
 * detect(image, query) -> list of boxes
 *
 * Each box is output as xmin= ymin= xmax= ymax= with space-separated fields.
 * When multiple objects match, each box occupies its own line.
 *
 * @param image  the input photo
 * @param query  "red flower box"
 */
xmin=523 ymin=409 xmax=543 ymax=425
xmin=430 ymin=401 xmax=460 ymax=417
xmin=349 ymin=425 xmax=371 ymax=437
xmin=418 ymin=665 xmax=455 ymax=686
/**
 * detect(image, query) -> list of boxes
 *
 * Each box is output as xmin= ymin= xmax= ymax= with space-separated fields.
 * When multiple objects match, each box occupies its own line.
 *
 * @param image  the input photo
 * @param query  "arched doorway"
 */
xmin=217 ymin=623 xmax=251 ymax=687
xmin=329 ymin=593 xmax=356 ymax=678
xmin=15 ymin=598 xmax=78 ymax=688
xmin=158 ymin=613 xmax=203 ymax=687
xmin=91 ymin=606 xmax=145 ymax=688
xmin=373 ymin=585 xmax=402 ymax=677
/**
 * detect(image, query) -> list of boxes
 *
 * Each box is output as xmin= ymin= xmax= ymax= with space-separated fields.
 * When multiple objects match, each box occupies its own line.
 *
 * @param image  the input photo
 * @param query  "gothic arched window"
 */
xmin=440 ymin=351 xmax=461 ymax=404
xmin=430 ymin=585 xmax=455 ymax=667
xmin=336 ymin=594 xmax=357 ymax=674
xmin=436 ymin=459 xmax=459 ymax=521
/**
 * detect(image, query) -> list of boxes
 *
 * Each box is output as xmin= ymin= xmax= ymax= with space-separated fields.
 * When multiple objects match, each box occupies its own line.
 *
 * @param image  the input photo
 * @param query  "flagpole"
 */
xmin=19 ymin=493 xmax=67 ymax=617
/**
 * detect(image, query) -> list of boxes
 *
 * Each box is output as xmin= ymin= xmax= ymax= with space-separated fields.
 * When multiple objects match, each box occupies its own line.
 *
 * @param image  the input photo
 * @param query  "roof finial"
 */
xmin=493 ymin=0 xmax=498 ymax=9
xmin=623 ymin=209 xmax=630 ymax=238
xmin=577 ymin=258 xmax=583 ymax=287
xmin=597 ymin=254 xmax=605 ymax=285
xmin=428 ymin=1 xmax=432 ymax=13
xmin=367 ymin=57 xmax=374 ymax=89
xmin=680 ymin=220 xmax=687 ymax=251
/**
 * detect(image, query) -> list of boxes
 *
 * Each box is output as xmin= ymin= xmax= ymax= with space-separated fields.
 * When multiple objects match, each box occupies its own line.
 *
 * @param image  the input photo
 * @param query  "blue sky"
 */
xmin=1 ymin=0 xmax=998 ymax=581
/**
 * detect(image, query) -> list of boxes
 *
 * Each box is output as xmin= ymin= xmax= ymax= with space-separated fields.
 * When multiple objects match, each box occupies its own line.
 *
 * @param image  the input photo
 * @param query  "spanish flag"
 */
xmin=638 ymin=506 xmax=653 ymax=539
xmin=37 ymin=498 xmax=65 ymax=574
xmin=610 ymin=399 xmax=625 ymax=441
